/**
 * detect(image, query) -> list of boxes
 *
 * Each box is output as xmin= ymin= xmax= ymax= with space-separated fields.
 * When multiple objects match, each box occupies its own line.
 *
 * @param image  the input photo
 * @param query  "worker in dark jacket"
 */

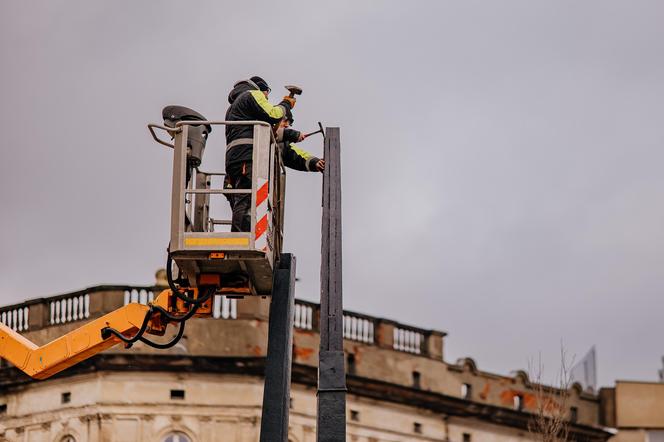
xmin=276 ymin=109 xmax=325 ymax=172
xmin=224 ymin=76 xmax=296 ymax=232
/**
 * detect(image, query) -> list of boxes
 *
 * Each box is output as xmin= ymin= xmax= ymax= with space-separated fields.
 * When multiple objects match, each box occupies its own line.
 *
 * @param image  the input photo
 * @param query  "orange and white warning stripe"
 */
xmin=254 ymin=178 xmax=270 ymax=252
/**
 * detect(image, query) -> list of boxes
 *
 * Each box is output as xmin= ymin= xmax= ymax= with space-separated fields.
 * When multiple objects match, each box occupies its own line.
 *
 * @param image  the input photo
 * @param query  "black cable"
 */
xmin=137 ymin=286 xmax=214 ymax=349
xmin=101 ymin=305 xmax=155 ymax=348
xmin=138 ymin=320 xmax=186 ymax=349
xmin=151 ymin=304 xmax=198 ymax=323
xmin=165 ymin=252 xmax=181 ymax=294
xmin=166 ymin=253 xmax=212 ymax=305
xmin=101 ymin=285 xmax=214 ymax=349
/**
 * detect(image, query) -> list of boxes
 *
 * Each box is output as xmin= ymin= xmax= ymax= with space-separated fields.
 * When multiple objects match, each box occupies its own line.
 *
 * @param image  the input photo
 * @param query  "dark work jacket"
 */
xmin=278 ymin=128 xmax=321 ymax=172
xmin=225 ymin=80 xmax=292 ymax=168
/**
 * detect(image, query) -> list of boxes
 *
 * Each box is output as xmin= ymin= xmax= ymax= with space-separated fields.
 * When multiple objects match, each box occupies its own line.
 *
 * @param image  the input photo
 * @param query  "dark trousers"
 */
xmin=225 ymin=162 xmax=252 ymax=232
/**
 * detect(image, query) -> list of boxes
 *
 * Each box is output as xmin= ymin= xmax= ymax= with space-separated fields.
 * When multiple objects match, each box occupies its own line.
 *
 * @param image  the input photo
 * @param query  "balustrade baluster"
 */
xmin=73 ymin=297 xmax=79 ymax=321
xmin=230 ymin=298 xmax=237 ymax=319
xmin=84 ymin=294 xmax=90 ymax=318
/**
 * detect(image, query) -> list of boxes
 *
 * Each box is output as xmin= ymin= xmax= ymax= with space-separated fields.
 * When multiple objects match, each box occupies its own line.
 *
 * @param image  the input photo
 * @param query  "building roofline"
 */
xmin=0 ymin=354 xmax=612 ymax=441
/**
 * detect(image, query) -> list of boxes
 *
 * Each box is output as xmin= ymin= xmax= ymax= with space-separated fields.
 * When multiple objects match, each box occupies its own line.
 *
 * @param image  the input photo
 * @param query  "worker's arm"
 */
xmin=282 ymin=128 xmax=304 ymax=143
xmin=247 ymin=90 xmax=293 ymax=125
xmin=281 ymin=141 xmax=324 ymax=172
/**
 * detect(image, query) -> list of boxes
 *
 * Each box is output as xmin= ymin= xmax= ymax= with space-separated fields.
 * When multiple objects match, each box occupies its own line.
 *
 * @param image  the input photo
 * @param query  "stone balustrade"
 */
xmin=0 ymin=285 xmax=446 ymax=360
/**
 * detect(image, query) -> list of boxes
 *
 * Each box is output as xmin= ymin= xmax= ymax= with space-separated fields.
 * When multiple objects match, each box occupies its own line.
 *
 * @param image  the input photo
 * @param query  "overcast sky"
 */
xmin=1 ymin=0 xmax=663 ymax=388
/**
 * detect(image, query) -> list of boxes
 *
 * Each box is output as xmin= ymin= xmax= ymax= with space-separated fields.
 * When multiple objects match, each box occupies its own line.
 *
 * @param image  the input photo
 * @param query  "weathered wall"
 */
xmin=607 ymin=430 xmax=647 ymax=442
xmin=7 ymin=292 xmax=604 ymax=439
xmin=615 ymin=381 xmax=664 ymax=429
xmin=447 ymin=418 xmax=534 ymax=442
xmin=0 ymin=287 xmax=610 ymax=441
xmin=446 ymin=359 xmax=599 ymax=427
xmin=0 ymin=372 xmax=545 ymax=442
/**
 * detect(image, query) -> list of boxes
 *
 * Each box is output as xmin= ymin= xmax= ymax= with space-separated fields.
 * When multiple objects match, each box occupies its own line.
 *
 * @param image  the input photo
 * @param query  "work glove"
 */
xmin=281 ymin=96 xmax=296 ymax=109
xmin=308 ymin=157 xmax=325 ymax=173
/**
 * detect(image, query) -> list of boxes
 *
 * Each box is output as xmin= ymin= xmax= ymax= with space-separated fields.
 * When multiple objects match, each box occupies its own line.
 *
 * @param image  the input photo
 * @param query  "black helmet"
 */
xmin=250 ymin=76 xmax=270 ymax=92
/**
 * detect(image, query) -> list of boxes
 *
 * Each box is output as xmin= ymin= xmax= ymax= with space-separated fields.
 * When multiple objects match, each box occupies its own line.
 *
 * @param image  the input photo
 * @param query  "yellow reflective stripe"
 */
xmin=290 ymin=143 xmax=312 ymax=160
xmin=184 ymin=237 xmax=250 ymax=247
xmin=250 ymin=90 xmax=285 ymax=119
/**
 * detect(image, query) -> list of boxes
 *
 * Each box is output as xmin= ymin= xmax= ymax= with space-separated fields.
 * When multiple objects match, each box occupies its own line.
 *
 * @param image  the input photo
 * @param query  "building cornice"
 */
xmin=0 ymin=354 xmax=611 ymax=441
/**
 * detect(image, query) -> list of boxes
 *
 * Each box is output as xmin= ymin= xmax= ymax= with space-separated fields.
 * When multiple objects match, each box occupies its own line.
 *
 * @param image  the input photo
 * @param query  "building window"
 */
xmin=463 ymin=433 xmax=472 ymax=442
xmin=413 ymin=422 xmax=422 ymax=434
xmin=412 ymin=371 xmax=421 ymax=389
xmin=513 ymin=394 xmax=523 ymax=411
xmin=60 ymin=436 xmax=76 ymax=442
xmin=350 ymin=410 xmax=360 ymax=421
xmin=461 ymin=383 xmax=472 ymax=399
xmin=0 ymin=404 xmax=6 ymax=414
xmin=170 ymin=389 xmax=185 ymax=400
xmin=570 ymin=406 xmax=578 ymax=423
xmin=163 ymin=433 xmax=191 ymax=442
xmin=61 ymin=392 xmax=71 ymax=404
xmin=347 ymin=353 xmax=356 ymax=375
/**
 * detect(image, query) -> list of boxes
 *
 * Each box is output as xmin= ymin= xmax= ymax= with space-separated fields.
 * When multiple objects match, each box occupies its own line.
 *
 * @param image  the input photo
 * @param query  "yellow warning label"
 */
xmin=184 ymin=237 xmax=250 ymax=247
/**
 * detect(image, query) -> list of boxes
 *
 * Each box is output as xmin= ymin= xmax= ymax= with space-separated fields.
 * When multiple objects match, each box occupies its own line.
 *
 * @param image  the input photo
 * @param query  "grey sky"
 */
xmin=1 ymin=0 xmax=663 ymax=388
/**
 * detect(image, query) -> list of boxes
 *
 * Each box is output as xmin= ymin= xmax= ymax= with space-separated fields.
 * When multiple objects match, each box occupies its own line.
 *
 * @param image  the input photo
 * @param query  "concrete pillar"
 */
xmin=89 ymin=290 xmax=125 ymax=318
xmin=311 ymin=304 xmax=321 ymax=332
xmin=28 ymin=302 xmax=50 ymax=330
xmin=375 ymin=319 xmax=396 ymax=350
xmin=426 ymin=331 xmax=446 ymax=360
xmin=236 ymin=296 xmax=270 ymax=321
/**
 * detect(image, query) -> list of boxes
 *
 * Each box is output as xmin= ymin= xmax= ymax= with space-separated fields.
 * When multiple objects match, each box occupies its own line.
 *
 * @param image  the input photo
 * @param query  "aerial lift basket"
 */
xmin=148 ymin=110 xmax=286 ymax=296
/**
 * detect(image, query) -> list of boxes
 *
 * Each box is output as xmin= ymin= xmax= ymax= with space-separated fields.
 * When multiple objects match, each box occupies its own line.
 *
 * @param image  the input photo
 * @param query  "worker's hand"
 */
xmin=316 ymin=159 xmax=325 ymax=172
xmin=282 ymin=96 xmax=296 ymax=109
xmin=298 ymin=132 xmax=306 ymax=142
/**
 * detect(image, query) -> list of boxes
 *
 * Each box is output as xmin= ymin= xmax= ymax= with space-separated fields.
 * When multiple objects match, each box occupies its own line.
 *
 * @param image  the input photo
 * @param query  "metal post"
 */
xmin=170 ymin=125 xmax=188 ymax=251
xmin=317 ymin=127 xmax=347 ymax=441
xmin=260 ymin=253 xmax=296 ymax=442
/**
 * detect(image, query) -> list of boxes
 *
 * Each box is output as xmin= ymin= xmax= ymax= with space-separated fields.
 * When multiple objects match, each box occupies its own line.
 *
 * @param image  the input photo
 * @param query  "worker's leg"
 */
xmin=227 ymin=162 xmax=253 ymax=232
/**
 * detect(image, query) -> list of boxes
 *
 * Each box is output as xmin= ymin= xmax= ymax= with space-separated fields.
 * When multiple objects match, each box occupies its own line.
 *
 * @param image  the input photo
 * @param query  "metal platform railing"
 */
xmin=148 ymin=119 xmax=287 ymax=294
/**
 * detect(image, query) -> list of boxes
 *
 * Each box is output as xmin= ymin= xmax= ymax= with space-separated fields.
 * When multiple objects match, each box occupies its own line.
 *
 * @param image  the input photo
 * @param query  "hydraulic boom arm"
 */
xmin=0 ymin=288 xmax=212 ymax=380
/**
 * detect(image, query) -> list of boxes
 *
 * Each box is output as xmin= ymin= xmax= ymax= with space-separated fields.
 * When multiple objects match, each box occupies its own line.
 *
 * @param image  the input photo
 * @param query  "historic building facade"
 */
xmin=599 ymin=381 xmax=664 ymax=442
xmin=0 ymin=281 xmax=612 ymax=442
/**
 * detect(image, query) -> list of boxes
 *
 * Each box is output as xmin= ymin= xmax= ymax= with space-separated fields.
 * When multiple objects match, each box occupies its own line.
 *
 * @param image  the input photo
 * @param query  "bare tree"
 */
xmin=528 ymin=346 xmax=575 ymax=442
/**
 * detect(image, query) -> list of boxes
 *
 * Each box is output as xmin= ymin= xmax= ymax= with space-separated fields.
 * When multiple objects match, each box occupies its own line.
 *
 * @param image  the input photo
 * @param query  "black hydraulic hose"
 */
xmin=138 ymin=320 xmax=186 ymax=349
xmin=166 ymin=253 xmax=211 ymax=305
xmin=149 ymin=286 xmax=215 ymax=324
xmin=165 ymin=252 xmax=181 ymax=294
xmin=101 ymin=283 xmax=214 ymax=349
xmin=101 ymin=305 xmax=155 ymax=348
xmin=137 ymin=286 xmax=214 ymax=349
xmin=151 ymin=304 xmax=198 ymax=323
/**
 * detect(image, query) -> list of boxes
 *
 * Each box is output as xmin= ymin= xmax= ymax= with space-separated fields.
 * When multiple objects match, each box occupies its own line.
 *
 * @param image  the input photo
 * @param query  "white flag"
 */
xmin=570 ymin=346 xmax=597 ymax=393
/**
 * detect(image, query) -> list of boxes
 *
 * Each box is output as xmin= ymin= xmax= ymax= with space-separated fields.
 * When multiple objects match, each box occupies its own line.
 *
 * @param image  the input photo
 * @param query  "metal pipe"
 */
xmin=147 ymin=124 xmax=177 ymax=148
xmin=195 ymin=169 xmax=226 ymax=176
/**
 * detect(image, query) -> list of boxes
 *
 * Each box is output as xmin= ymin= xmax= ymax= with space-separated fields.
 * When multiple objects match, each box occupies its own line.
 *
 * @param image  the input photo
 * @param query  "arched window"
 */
xmin=60 ymin=436 xmax=76 ymax=442
xmin=162 ymin=433 xmax=192 ymax=442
